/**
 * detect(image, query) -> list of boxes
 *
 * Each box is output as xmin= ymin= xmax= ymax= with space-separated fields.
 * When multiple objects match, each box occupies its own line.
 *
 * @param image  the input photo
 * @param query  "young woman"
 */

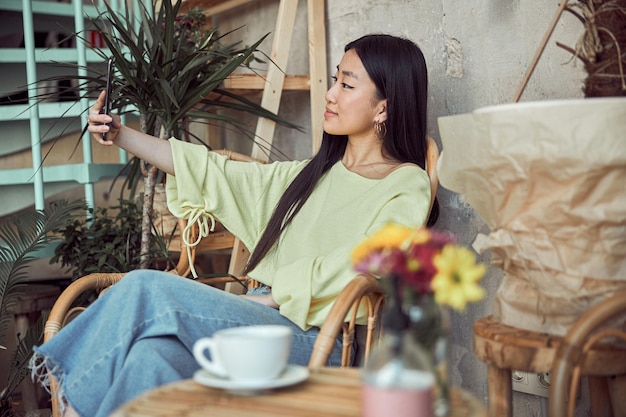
xmin=31 ymin=33 xmax=437 ymax=417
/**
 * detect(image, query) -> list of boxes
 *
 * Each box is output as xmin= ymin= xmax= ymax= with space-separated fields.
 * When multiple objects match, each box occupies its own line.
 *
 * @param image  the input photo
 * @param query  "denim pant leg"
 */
xmin=98 ymin=335 xmax=198 ymax=415
xmin=31 ymin=269 xmax=343 ymax=417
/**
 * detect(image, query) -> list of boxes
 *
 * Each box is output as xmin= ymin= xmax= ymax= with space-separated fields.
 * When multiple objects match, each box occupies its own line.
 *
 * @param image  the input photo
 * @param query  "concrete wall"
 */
xmin=214 ymin=0 xmax=588 ymax=415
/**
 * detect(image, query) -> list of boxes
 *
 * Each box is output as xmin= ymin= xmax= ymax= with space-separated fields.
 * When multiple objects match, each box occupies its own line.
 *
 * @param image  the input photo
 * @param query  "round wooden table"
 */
xmin=112 ymin=367 xmax=486 ymax=417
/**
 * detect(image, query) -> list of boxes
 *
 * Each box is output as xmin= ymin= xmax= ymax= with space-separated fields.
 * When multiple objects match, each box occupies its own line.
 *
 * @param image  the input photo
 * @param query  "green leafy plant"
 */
xmin=50 ymin=199 xmax=174 ymax=280
xmin=0 ymin=199 xmax=84 ymax=416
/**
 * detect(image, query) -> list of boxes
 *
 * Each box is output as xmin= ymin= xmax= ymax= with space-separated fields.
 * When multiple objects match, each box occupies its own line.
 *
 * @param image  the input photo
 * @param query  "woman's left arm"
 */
xmin=240 ymin=294 xmax=279 ymax=309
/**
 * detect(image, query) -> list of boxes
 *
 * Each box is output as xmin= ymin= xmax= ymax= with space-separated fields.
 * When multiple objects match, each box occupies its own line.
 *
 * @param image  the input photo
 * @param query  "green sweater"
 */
xmin=166 ymin=139 xmax=431 ymax=330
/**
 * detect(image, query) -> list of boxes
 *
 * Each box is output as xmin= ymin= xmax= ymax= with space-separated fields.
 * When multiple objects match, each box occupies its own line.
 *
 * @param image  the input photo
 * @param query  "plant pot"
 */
xmin=437 ymin=97 xmax=626 ymax=335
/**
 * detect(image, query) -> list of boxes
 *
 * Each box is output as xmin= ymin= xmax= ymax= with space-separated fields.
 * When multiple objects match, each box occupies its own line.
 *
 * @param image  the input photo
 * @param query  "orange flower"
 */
xmin=351 ymin=223 xmax=414 ymax=266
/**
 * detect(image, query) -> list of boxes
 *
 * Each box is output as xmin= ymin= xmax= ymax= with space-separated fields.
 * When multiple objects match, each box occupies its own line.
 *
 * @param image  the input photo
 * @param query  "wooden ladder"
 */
xmin=183 ymin=0 xmax=328 ymax=160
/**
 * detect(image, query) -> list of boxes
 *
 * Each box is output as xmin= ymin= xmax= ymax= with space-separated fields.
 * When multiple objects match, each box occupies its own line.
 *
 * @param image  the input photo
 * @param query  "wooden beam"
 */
xmin=180 ymin=0 xmax=257 ymax=16
xmin=251 ymin=0 xmax=298 ymax=161
xmin=307 ymin=0 xmax=327 ymax=154
xmin=223 ymin=74 xmax=310 ymax=90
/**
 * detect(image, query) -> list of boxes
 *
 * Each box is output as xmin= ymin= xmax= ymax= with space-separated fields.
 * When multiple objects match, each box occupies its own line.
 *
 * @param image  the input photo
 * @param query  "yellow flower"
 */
xmin=430 ymin=245 xmax=486 ymax=311
xmin=351 ymin=223 xmax=414 ymax=265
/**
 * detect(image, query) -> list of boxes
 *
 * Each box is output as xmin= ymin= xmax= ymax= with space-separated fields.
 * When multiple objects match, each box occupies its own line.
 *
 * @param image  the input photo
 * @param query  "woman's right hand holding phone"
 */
xmin=87 ymin=90 xmax=176 ymax=175
xmin=88 ymin=90 xmax=121 ymax=146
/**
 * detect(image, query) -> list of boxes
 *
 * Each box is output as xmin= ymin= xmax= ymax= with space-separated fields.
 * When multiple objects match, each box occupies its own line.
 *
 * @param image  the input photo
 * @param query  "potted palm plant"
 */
xmin=40 ymin=0 xmax=299 ymax=268
xmin=436 ymin=0 xmax=626 ymax=335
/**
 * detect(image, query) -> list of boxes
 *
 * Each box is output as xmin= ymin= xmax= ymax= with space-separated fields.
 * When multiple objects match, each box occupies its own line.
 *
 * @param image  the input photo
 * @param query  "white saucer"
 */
xmin=193 ymin=365 xmax=309 ymax=394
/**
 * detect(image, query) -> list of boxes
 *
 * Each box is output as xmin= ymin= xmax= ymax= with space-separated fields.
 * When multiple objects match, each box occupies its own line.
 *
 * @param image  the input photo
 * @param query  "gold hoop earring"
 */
xmin=374 ymin=121 xmax=387 ymax=139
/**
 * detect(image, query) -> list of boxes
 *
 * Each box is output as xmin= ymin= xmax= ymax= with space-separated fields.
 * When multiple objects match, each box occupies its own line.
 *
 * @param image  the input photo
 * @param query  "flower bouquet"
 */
xmin=352 ymin=223 xmax=486 ymax=417
xmin=352 ymin=223 xmax=486 ymax=312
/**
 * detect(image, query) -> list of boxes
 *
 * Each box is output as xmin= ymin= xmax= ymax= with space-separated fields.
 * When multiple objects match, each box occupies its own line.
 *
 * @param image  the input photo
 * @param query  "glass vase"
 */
xmin=361 ymin=329 xmax=435 ymax=417
xmin=406 ymin=294 xmax=450 ymax=417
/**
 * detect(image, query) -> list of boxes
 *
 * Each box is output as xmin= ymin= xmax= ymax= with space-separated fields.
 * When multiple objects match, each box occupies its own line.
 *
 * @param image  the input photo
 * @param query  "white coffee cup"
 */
xmin=193 ymin=325 xmax=293 ymax=381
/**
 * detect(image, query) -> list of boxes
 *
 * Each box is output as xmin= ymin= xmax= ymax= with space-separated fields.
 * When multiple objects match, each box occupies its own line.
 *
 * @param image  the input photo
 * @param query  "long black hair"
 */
xmin=244 ymin=34 xmax=438 ymax=274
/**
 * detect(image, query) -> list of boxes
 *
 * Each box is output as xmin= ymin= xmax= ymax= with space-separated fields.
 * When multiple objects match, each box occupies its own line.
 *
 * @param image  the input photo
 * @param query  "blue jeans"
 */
xmin=31 ymin=270 xmax=343 ymax=417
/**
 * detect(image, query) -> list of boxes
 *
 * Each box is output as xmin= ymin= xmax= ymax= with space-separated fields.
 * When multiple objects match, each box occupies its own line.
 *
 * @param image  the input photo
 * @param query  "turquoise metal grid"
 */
xmin=0 ymin=0 xmax=141 ymax=212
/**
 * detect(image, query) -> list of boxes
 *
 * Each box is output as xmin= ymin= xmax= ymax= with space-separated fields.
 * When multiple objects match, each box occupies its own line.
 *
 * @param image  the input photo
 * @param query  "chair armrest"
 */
xmin=309 ymin=273 xmax=385 ymax=368
xmin=44 ymin=273 xmax=125 ymax=343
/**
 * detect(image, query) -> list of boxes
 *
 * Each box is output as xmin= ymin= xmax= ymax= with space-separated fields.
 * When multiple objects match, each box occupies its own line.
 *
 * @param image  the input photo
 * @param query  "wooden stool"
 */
xmin=474 ymin=316 xmax=626 ymax=417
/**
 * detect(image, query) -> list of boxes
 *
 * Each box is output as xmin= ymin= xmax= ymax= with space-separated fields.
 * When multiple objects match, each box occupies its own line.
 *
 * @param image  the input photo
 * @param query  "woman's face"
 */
xmin=323 ymin=49 xmax=386 ymax=139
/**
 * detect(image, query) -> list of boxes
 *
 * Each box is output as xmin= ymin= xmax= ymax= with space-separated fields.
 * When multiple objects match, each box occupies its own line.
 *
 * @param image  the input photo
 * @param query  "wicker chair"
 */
xmin=549 ymin=289 xmax=626 ymax=417
xmin=43 ymin=141 xmax=439 ymax=416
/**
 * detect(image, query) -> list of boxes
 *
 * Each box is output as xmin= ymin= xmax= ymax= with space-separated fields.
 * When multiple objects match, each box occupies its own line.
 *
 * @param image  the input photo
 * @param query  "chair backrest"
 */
xmin=426 ymin=136 xmax=439 ymax=216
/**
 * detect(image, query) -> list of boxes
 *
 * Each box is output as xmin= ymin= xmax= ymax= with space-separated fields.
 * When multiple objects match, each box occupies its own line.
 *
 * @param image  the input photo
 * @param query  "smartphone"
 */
xmin=100 ymin=57 xmax=114 ymax=139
